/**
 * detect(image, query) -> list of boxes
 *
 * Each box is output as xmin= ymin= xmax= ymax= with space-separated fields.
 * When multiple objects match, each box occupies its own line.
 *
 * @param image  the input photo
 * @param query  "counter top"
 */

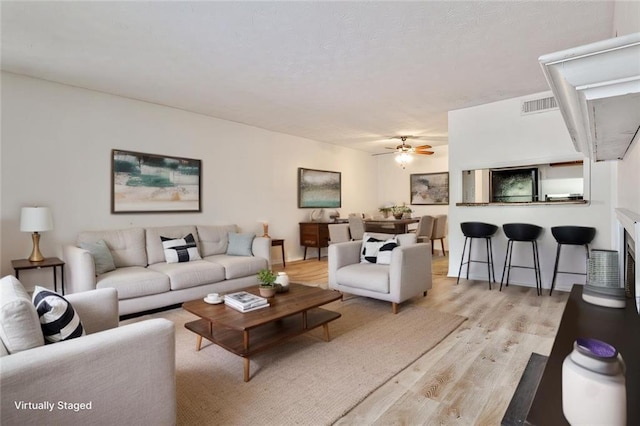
xmin=457 ymin=200 xmax=588 ymax=207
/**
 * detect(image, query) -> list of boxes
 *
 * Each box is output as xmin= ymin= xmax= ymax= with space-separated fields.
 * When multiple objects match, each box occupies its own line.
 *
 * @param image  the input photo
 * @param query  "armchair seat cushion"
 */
xmin=148 ymin=260 xmax=225 ymax=290
xmin=335 ymin=263 xmax=390 ymax=294
xmin=96 ymin=267 xmax=170 ymax=299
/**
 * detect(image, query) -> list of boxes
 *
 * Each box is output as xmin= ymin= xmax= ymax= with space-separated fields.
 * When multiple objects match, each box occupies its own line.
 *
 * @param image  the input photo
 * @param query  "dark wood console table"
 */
xmin=299 ymin=222 xmax=330 ymax=260
xmin=524 ymin=284 xmax=640 ymax=425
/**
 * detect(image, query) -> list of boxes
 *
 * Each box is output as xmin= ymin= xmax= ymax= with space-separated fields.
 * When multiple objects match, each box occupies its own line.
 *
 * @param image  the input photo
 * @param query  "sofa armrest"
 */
xmin=328 ymin=241 xmax=362 ymax=287
xmin=0 ymin=318 xmax=176 ymax=425
xmin=65 ymin=288 xmax=118 ymax=334
xmin=252 ymin=236 xmax=272 ymax=267
xmin=389 ymin=243 xmax=432 ymax=300
xmin=62 ymin=245 xmax=97 ymax=294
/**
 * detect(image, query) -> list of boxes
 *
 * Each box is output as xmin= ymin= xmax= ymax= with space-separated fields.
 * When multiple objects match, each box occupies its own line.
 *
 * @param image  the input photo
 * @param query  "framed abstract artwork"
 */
xmin=410 ymin=172 xmax=449 ymax=205
xmin=298 ymin=168 xmax=341 ymax=208
xmin=111 ymin=149 xmax=202 ymax=213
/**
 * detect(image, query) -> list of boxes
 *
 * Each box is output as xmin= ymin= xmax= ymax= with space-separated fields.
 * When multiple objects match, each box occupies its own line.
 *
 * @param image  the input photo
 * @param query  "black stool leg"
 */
xmin=457 ymin=236 xmax=469 ymax=285
xmin=488 ymin=238 xmax=496 ymax=283
xmin=466 ymin=237 xmax=474 ymax=280
xmin=500 ymin=240 xmax=512 ymax=291
xmin=485 ymin=237 xmax=492 ymax=290
xmin=549 ymin=243 xmax=562 ymax=296
xmin=533 ymin=240 xmax=542 ymax=296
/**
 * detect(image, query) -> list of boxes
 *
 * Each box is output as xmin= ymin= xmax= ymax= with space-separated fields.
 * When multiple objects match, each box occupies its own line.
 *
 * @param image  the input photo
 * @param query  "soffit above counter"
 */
xmin=539 ymin=33 xmax=640 ymax=161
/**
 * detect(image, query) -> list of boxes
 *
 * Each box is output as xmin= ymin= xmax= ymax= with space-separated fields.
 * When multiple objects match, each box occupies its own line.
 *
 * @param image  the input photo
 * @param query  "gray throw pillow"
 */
xmin=226 ymin=232 xmax=255 ymax=256
xmin=79 ymin=239 xmax=116 ymax=275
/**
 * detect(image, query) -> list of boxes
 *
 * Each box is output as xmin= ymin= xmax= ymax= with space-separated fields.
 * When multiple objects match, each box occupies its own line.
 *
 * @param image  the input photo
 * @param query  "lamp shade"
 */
xmin=20 ymin=207 xmax=53 ymax=232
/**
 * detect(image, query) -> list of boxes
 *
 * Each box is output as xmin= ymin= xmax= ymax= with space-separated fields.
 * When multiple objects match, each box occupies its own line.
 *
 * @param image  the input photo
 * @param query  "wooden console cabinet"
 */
xmin=299 ymin=222 xmax=330 ymax=261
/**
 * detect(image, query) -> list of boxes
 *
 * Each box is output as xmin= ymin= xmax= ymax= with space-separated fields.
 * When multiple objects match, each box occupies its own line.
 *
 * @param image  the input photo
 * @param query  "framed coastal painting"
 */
xmin=298 ymin=168 xmax=341 ymax=208
xmin=410 ymin=172 xmax=449 ymax=205
xmin=111 ymin=149 xmax=202 ymax=213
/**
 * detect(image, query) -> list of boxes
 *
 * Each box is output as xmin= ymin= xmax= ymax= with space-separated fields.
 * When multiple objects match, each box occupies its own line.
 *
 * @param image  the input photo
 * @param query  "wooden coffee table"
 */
xmin=182 ymin=283 xmax=342 ymax=381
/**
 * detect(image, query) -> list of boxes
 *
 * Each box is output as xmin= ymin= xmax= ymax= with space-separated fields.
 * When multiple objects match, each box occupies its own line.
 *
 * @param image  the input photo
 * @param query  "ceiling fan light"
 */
xmin=395 ymin=152 xmax=413 ymax=168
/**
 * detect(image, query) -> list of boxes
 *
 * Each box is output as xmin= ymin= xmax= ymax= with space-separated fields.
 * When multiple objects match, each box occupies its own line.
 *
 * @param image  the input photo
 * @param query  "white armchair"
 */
xmin=0 ymin=276 xmax=176 ymax=425
xmin=328 ymin=233 xmax=432 ymax=313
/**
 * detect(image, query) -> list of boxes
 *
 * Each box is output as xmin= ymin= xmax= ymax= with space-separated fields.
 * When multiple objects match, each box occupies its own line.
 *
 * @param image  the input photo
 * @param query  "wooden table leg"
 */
xmin=323 ymin=323 xmax=330 ymax=341
xmin=243 ymin=330 xmax=250 ymax=381
xmin=196 ymin=335 xmax=202 ymax=351
xmin=244 ymin=358 xmax=250 ymax=382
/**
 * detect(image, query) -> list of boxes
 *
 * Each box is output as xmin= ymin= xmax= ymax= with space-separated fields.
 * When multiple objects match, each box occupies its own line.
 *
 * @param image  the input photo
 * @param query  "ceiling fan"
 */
xmin=372 ymin=136 xmax=435 ymax=157
xmin=372 ymin=136 xmax=434 ymax=168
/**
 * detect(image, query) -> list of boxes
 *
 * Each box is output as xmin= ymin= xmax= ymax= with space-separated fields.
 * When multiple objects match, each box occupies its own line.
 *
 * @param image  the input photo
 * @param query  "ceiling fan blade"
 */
xmin=415 ymin=144 xmax=432 ymax=150
xmin=415 ymin=151 xmax=435 ymax=155
xmin=371 ymin=152 xmax=395 ymax=156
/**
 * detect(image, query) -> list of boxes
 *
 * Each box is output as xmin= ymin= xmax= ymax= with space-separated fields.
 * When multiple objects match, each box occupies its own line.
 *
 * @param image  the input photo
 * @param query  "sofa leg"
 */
xmin=392 ymin=302 xmax=398 ymax=314
xmin=423 ymin=291 xmax=428 ymax=297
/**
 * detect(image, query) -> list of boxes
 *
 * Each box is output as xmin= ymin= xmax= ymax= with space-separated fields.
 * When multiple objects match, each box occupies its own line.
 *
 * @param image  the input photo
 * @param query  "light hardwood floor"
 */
xmin=274 ymin=256 xmax=569 ymax=425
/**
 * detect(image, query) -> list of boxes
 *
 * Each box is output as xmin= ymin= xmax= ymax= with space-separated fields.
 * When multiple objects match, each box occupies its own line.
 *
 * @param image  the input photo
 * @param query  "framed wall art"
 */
xmin=410 ymin=172 xmax=449 ymax=205
xmin=111 ymin=149 xmax=202 ymax=213
xmin=298 ymin=168 xmax=341 ymax=208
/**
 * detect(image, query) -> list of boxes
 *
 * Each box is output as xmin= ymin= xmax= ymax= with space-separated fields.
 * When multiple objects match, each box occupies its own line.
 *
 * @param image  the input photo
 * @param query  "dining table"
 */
xmin=364 ymin=218 xmax=420 ymax=234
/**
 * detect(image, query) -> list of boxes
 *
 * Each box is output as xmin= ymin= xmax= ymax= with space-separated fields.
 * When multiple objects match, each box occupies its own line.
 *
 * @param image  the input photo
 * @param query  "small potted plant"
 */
xmin=390 ymin=204 xmax=412 ymax=220
xmin=378 ymin=206 xmax=392 ymax=218
xmin=257 ymin=269 xmax=277 ymax=298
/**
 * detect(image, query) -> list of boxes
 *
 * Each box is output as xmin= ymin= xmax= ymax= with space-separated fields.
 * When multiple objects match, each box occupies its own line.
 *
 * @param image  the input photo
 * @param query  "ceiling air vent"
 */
xmin=521 ymin=96 xmax=558 ymax=115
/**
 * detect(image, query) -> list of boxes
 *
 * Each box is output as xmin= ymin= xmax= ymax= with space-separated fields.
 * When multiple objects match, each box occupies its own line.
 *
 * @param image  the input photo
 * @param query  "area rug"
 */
xmin=128 ymin=297 xmax=465 ymax=425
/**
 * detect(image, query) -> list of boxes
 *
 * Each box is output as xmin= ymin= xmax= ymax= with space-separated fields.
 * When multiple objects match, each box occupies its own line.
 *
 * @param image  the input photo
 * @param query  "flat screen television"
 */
xmin=490 ymin=167 xmax=539 ymax=203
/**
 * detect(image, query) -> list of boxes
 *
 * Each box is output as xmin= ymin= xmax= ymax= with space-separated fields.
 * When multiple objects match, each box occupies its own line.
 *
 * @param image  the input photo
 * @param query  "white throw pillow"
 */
xmin=161 ymin=233 xmax=201 ymax=263
xmin=0 ymin=276 xmax=45 ymax=353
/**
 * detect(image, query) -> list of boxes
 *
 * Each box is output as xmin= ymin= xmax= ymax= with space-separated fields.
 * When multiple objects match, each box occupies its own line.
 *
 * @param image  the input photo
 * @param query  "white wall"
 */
xmin=613 ymin=0 xmax=640 ymax=215
xmin=0 ymin=73 xmax=380 ymax=287
xmin=448 ymin=92 xmax=615 ymax=292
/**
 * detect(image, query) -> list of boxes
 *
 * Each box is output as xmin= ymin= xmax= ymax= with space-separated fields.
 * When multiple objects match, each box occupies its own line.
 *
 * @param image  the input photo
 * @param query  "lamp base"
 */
xmin=28 ymin=232 xmax=45 ymax=262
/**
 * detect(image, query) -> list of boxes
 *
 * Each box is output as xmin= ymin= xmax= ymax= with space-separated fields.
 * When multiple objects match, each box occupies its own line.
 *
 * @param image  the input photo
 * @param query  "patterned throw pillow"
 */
xmin=376 ymin=238 xmax=399 ymax=265
xmin=161 ymin=233 xmax=202 ymax=263
xmin=361 ymin=236 xmax=384 ymax=263
xmin=32 ymin=286 xmax=85 ymax=344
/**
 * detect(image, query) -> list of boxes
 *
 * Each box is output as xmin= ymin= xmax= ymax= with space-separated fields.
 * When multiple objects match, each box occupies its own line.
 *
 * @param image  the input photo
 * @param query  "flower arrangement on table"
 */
xmin=257 ymin=269 xmax=277 ymax=297
xmin=380 ymin=203 xmax=413 ymax=219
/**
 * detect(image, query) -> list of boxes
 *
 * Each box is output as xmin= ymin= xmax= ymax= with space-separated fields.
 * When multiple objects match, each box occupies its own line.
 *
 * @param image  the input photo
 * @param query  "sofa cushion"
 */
xmin=79 ymin=239 xmax=117 ymax=275
xmin=96 ymin=267 xmax=171 ymax=300
xmin=227 ymin=232 xmax=255 ymax=256
xmin=148 ymin=260 xmax=225 ymax=290
xmin=146 ymin=226 xmax=199 ymax=265
xmin=0 ymin=276 xmax=44 ymax=354
xmin=78 ymin=228 xmax=147 ymax=268
xmin=335 ymin=263 xmax=390 ymax=294
xmin=205 ymin=254 xmax=268 ymax=280
xmin=197 ymin=225 xmax=237 ymax=256
xmin=161 ymin=233 xmax=201 ymax=263
xmin=32 ymin=286 xmax=85 ymax=344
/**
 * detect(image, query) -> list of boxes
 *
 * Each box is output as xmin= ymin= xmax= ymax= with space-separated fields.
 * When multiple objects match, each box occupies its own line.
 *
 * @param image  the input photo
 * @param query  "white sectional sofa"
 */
xmin=63 ymin=225 xmax=271 ymax=316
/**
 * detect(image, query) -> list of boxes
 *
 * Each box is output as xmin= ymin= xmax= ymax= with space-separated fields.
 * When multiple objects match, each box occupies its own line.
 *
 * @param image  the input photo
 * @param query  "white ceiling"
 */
xmin=1 ymin=1 xmax=615 ymax=153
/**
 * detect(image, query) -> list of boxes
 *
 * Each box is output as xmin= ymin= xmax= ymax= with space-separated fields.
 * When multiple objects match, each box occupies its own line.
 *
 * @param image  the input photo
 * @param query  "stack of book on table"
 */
xmin=224 ymin=291 xmax=269 ymax=313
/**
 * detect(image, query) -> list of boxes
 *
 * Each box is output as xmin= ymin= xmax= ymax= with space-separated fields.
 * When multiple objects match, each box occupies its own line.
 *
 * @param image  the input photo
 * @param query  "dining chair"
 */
xmin=328 ymin=223 xmax=351 ymax=244
xmin=431 ymin=214 xmax=447 ymax=255
xmin=348 ymin=217 xmax=366 ymax=240
xmin=415 ymin=215 xmax=435 ymax=244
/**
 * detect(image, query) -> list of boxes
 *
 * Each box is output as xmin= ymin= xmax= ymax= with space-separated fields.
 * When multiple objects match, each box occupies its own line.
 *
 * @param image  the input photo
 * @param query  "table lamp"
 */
xmin=20 ymin=207 xmax=53 ymax=262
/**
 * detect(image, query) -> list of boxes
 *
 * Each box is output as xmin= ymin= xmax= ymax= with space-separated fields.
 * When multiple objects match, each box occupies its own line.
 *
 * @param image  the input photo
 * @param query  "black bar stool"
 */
xmin=549 ymin=226 xmax=596 ymax=295
xmin=457 ymin=222 xmax=499 ymax=289
xmin=501 ymin=223 xmax=543 ymax=295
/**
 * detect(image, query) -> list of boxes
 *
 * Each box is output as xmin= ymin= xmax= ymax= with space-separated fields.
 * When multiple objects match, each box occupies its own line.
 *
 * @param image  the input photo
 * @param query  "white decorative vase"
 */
xmin=275 ymin=272 xmax=290 ymax=293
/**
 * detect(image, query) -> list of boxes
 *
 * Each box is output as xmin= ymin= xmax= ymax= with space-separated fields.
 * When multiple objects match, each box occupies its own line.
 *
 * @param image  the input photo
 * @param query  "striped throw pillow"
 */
xmin=32 ymin=286 xmax=85 ymax=344
xmin=161 ymin=233 xmax=201 ymax=263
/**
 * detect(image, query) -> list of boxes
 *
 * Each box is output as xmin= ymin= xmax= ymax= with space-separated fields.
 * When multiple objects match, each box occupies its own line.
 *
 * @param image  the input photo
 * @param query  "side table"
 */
xmin=11 ymin=257 xmax=65 ymax=295
xmin=271 ymin=238 xmax=286 ymax=267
